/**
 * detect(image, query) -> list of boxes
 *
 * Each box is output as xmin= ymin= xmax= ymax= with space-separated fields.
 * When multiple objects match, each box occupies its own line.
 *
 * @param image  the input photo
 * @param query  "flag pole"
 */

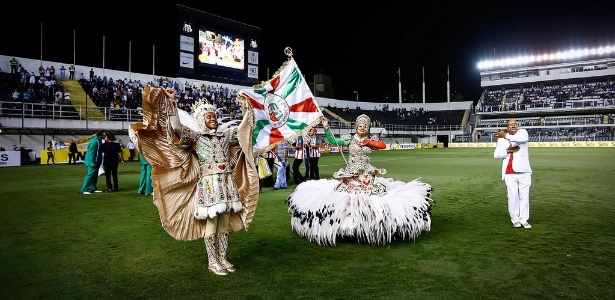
xmin=447 ymin=65 xmax=451 ymax=110
xmin=422 ymin=67 xmax=426 ymax=108
xmin=398 ymin=67 xmax=402 ymax=108
xmin=129 ymin=40 xmax=132 ymax=80
xmin=152 ymin=45 xmax=155 ymax=82
xmin=102 ymin=35 xmax=106 ymax=77
xmin=40 ymin=22 xmax=43 ymax=66
xmin=73 ymin=29 xmax=76 ymax=66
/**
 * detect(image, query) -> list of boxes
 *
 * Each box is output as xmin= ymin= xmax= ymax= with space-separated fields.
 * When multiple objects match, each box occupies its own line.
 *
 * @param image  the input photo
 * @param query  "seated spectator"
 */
xmin=64 ymin=90 xmax=71 ymax=105
xmin=12 ymin=89 xmax=19 ymax=102
xmin=54 ymin=90 xmax=63 ymax=104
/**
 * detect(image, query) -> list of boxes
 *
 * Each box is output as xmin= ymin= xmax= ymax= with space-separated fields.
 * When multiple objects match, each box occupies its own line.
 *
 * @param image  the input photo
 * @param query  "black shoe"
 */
xmin=270 ymin=187 xmax=279 ymax=191
xmin=105 ymin=189 xmax=113 ymax=193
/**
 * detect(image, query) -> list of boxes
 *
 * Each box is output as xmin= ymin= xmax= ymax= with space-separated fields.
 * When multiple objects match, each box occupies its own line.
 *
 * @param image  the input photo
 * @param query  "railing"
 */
xmin=326 ymin=119 xmax=463 ymax=135
xmin=0 ymin=101 xmax=144 ymax=122
xmin=476 ymin=98 xmax=615 ymax=113
xmin=1 ymin=101 xmax=467 ymax=134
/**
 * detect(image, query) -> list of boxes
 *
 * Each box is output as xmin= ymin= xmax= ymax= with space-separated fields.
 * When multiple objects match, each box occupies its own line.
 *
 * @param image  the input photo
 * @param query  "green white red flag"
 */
xmin=238 ymin=58 xmax=323 ymax=155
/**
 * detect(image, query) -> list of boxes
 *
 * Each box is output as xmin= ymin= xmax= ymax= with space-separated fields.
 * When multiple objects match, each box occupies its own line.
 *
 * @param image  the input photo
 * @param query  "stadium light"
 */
xmin=477 ymin=43 xmax=615 ymax=70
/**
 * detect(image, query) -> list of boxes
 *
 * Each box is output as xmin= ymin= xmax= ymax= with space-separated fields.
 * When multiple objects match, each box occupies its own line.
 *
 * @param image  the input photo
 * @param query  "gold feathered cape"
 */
xmin=129 ymin=85 xmax=259 ymax=241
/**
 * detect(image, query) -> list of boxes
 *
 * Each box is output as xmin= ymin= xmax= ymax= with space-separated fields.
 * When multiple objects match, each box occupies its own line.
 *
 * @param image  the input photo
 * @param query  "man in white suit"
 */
xmin=493 ymin=119 xmax=533 ymax=229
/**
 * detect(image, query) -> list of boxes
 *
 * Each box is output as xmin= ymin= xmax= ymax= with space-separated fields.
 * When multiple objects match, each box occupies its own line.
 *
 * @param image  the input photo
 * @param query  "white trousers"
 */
xmin=274 ymin=161 xmax=288 ymax=189
xmin=504 ymin=172 xmax=532 ymax=223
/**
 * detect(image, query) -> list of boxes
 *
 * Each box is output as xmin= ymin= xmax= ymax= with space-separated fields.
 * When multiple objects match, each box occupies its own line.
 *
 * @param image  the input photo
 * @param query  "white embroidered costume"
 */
xmin=286 ymin=115 xmax=434 ymax=246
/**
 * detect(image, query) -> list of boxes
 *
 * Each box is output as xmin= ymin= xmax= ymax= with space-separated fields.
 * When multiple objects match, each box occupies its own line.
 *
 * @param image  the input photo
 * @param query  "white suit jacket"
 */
xmin=493 ymin=128 xmax=532 ymax=180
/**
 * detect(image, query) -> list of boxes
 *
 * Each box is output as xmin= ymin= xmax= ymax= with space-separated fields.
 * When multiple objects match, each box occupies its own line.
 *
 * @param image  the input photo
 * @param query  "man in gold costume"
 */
xmin=129 ymin=86 xmax=259 ymax=275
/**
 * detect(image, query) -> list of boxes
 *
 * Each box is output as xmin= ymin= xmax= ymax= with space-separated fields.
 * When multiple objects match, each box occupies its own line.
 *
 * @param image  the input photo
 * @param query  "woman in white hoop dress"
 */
xmin=286 ymin=115 xmax=434 ymax=246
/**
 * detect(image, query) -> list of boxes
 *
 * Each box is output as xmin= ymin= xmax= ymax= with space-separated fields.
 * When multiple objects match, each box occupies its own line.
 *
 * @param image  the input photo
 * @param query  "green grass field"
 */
xmin=1 ymin=147 xmax=614 ymax=300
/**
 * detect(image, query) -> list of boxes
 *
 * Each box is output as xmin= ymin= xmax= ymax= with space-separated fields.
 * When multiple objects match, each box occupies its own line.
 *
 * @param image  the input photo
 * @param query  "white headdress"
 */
xmin=191 ymin=99 xmax=217 ymax=133
xmin=191 ymin=99 xmax=216 ymax=116
xmin=356 ymin=114 xmax=371 ymax=131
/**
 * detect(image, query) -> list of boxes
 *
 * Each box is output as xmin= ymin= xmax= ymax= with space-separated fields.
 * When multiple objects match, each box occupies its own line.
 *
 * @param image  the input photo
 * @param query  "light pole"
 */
xmin=354 ymin=90 xmax=358 ymax=105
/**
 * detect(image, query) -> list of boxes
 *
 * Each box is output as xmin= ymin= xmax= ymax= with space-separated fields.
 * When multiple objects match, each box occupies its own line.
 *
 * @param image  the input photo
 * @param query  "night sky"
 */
xmin=3 ymin=1 xmax=614 ymax=104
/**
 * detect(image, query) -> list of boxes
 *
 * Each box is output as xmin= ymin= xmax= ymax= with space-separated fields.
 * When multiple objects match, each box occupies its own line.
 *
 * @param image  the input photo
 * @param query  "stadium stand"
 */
xmin=2 ymin=46 xmax=615 ymax=160
xmin=472 ymin=52 xmax=615 ymax=143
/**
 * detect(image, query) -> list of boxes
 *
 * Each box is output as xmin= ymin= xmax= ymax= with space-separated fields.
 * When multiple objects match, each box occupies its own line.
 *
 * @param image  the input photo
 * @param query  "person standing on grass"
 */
xmin=46 ymin=141 xmax=55 ymax=165
xmin=80 ymin=130 xmax=105 ymax=195
xmin=137 ymin=150 xmax=153 ymax=196
xmin=99 ymin=133 xmax=125 ymax=192
xmin=68 ymin=139 xmax=78 ymax=165
xmin=129 ymin=86 xmax=258 ymax=276
xmin=493 ymin=119 xmax=533 ymax=229
xmin=126 ymin=140 xmax=135 ymax=161
xmin=287 ymin=115 xmax=434 ymax=246
xmin=305 ymin=128 xmax=321 ymax=180
xmin=290 ymin=135 xmax=306 ymax=184
xmin=259 ymin=149 xmax=276 ymax=187
xmin=271 ymin=140 xmax=290 ymax=190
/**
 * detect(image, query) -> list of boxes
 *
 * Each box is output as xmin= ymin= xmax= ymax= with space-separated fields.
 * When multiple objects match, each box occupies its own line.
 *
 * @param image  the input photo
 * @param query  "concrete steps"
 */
xmin=62 ymin=80 xmax=105 ymax=120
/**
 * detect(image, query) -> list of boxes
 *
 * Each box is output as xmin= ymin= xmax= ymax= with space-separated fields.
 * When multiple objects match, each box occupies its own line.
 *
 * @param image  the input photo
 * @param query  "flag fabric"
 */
xmin=237 ymin=58 xmax=323 ymax=156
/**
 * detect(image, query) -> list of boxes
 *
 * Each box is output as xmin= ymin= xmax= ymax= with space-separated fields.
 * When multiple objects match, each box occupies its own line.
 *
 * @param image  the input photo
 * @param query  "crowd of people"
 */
xmin=476 ymin=81 xmax=615 ymax=113
xmin=4 ymin=57 xmax=72 ymax=107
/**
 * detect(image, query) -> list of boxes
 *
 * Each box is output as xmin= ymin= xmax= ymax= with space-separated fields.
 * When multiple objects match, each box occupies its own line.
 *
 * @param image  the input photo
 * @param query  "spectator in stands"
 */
xmin=63 ymin=90 xmax=71 ymax=105
xmin=493 ymin=119 xmax=533 ymax=229
xmin=59 ymin=66 xmax=66 ymax=79
xmin=28 ymin=72 xmax=36 ymax=87
xmin=89 ymin=68 xmax=94 ymax=82
xmin=12 ymin=89 xmax=19 ymax=102
xmin=10 ymin=57 xmax=18 ymax=74
xmin=54 ymin=90 xmax=63 ymax=105
xmin=22 ymin=89 xmax=32 ymax=102
xmin=69 ymin=65 xmax=76 ymax=80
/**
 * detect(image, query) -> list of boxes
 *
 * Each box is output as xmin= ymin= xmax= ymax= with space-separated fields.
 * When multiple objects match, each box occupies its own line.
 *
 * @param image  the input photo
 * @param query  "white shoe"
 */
xmin=94 ymin=190 xmax=103 ymax=193
xmin=521 ymin=222 xmax=532 ymax=229
xmin=513 ymin=222 xmax=522 ymax=228
xmin=83 ymin=192 xmax=91 ymax=195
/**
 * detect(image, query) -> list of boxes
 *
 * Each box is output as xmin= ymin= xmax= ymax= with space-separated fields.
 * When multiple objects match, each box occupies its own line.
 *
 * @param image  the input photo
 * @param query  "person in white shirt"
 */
xmin=126 ymin=141 xmax=136 ymax=161
xmin=12 ymin=89 xmax=19 ymax=101
xmin=63 ymin=90 xmax=71 ymax=105
xmin=493 ymin=119 xmax=533 ymax=229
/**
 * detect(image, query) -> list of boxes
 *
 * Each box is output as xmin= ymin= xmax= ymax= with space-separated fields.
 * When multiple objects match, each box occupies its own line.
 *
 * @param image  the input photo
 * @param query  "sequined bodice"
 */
xmin=196 ymin=133 xmax=229 ymax=165
xmin=347 ymin=135 xmax=372 ymax=169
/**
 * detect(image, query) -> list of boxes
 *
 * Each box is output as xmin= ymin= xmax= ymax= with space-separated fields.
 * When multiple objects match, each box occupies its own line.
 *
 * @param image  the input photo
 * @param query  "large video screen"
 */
xmin=176 ymin=4 xmax=260 ymax=86
xmin=198 ymin=26 xmax=245 ymax=71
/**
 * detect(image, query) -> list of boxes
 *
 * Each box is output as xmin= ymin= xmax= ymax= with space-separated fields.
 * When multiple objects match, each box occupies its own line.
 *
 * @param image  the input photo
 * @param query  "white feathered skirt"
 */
xmin=286 ymin=177 xmax=434 ymax=246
